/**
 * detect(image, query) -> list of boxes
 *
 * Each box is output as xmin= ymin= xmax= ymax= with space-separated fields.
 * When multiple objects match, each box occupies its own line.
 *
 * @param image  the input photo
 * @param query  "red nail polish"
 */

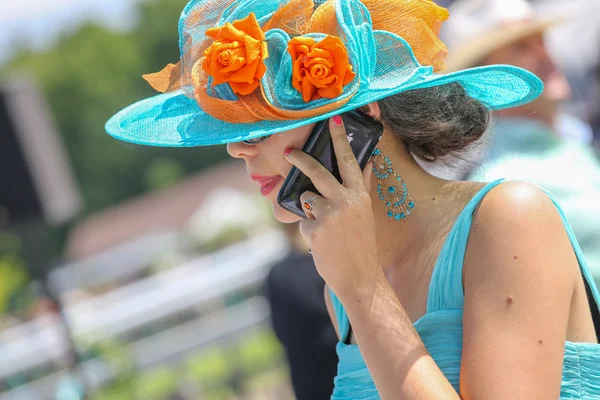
xmin=332 ymin=115 xmax=343 ymax=126
xmin=284 ymin=148 xmax=294 ymax=156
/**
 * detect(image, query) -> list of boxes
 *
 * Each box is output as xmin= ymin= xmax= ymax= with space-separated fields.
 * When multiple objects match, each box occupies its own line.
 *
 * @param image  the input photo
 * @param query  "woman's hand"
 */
xmin=283 ymin=115 xmax=383 ymax=299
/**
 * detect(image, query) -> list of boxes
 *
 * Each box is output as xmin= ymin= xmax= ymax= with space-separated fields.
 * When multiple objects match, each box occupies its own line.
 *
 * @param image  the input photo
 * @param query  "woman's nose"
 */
xmin=227 ymin=141 xmax=258 ymax=159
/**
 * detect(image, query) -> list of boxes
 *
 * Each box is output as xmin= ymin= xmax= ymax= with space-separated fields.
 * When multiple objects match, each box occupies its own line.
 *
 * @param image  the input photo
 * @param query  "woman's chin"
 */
xmin=272 ymin=203 xmax=304 ymax=224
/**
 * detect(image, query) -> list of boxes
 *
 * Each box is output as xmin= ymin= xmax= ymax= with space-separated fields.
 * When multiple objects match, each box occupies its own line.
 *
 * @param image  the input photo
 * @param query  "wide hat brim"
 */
xmin=106 ymin=64 xmax=542 ymax=147
xmin=444 ymin=17 xmax=560 ymax=73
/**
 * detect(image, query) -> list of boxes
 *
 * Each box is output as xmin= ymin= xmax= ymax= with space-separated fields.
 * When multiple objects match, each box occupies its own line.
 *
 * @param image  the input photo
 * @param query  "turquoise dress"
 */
xmin=329 ymin=179 xmax=600 ymax=399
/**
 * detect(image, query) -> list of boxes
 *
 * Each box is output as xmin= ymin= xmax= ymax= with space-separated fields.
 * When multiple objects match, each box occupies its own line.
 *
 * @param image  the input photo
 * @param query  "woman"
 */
xmin=106 ymin=0 xmax=600 ymax=398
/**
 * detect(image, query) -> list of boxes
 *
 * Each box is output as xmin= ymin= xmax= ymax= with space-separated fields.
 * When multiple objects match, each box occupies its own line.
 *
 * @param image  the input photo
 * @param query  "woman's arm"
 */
xmin=459 ymin=181 xmax=575 ymax=399
xmin=341 ymin=269 xmax=460 ymax=399
xmin=341 ymin=182 xmax=576 ymax=399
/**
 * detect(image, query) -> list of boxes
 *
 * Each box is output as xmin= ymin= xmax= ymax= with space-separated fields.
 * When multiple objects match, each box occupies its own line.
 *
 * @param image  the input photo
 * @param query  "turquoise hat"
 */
xmin=105 ymin=0 xmax=544 ymax=147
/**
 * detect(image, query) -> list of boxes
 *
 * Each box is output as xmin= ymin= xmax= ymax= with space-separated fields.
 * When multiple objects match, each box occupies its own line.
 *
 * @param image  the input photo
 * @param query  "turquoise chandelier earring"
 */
xmin=372 ymin=148 xmax=415 ymax=221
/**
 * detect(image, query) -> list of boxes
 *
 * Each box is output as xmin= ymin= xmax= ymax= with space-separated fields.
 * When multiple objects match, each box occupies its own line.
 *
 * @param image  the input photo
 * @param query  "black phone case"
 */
xmin=277 ymin=110 xmax=384 ymax=218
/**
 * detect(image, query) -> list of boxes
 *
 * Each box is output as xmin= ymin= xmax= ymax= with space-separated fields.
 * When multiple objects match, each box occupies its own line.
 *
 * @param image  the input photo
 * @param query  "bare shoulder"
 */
xmin=473 ymin=180 xmax=562 ymax=228
xmin=464 ymin=180 xmax=578 ymax=304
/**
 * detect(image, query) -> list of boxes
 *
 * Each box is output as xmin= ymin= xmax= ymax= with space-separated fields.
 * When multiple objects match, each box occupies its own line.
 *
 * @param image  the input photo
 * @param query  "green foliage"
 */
xmin=186 ymin=347 xmax=231 ymax=387
xmin=201 ymin=226 xmax=250 ymax=253
xmin=134 ymin=367 xmax=178 ymax=399
xmin=87 ymin=328 xmax=288 ymax=399
xmin=0 ymin=231 xmax=22 ymax=253
xmin=0 ymin=232 xmax=29 ymax=313
xmin=0 ymin=256 xmax=28 ymax=312
xmin=144 ymin=157 xmax=186 ymax=191
xmin=238 ymin=331 xmax=284 ymax=375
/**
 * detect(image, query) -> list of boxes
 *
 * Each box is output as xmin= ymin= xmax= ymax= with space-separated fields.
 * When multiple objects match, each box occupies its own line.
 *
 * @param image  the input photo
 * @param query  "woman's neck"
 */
xmin=368 ymin=135 xmax=448 ymax=272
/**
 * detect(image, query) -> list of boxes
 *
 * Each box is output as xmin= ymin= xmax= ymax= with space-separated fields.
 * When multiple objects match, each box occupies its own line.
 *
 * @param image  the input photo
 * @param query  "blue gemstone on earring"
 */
xmin=388 ymin=186 xmax=395 ymax=194
xmin=386 ymin=202 xmax=391 ymax=206
xmin=409 ymin=201 xmax=415 ymax=209
xmin=397 ymin=176 xmax=401 ymax=181
xmin=400 ymin=213 xmax=406 ymax=219
xmin=395 ymin=214 xmax=401 ymax=221
xmin=388 ymin=211 xmax=394 ymax=218
xmin=374 ymin=149 xmax=381 ymax=155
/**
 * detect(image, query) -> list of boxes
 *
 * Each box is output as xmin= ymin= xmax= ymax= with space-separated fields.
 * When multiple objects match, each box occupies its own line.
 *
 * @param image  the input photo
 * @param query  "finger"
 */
xmin=330 ymin=115 xmax=363 ymax=189
xmin=300 ymin=191 xmax=330 ymax=220
xmin=362 ymin=160 xmax=374 ymax=191
xmin=284 ymin=149 xmax=340 ymax=199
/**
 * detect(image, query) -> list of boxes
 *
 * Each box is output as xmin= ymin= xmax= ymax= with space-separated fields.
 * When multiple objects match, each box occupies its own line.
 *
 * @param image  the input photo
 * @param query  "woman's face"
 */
xmin=227 ymin=124 xmax=315 ymax=223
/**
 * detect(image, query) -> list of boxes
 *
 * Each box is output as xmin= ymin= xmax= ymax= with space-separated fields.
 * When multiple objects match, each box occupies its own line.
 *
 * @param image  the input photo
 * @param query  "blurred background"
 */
xmin=0 ymin=0 xmax=599 ymax=399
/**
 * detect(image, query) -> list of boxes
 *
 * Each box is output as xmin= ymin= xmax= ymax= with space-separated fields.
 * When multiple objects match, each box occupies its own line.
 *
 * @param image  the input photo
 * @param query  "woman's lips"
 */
xmin=251 ymin=175 xmax=283 ymax=196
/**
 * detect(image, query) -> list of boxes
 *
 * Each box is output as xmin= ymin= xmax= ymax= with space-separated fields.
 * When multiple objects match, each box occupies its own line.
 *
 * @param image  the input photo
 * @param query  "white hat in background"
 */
xmin=440 ymin=0 xmax=561 ymax=72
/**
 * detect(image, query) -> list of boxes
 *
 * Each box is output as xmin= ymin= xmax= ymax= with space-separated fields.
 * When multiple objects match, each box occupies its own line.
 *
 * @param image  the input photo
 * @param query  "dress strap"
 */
xmin=426 ymin=179 xmax=506 ymax=313
xmin=328 ymin=288 xmax=351 ymax=343
xmin=542 ymin=190 xmax=600 ymax=312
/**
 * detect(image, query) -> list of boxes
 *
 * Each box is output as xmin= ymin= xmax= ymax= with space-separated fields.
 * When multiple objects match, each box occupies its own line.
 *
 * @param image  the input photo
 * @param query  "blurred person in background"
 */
xmin=264 ymin=222 xmax=337 ymax=400
xmin=442 ymin=0 xmax=600 ymax=286
xmin=107 ymin=0 xmax=600 ymax=398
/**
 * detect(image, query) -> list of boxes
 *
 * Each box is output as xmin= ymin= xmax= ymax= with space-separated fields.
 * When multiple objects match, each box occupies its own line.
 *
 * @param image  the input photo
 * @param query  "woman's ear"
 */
xmin=360 ymin=102 xmax=381 ymax=120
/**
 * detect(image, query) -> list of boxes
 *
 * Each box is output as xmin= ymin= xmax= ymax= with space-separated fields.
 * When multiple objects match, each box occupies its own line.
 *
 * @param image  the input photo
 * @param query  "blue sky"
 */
xmin=0 ymin=0 xmax=141 ymax=64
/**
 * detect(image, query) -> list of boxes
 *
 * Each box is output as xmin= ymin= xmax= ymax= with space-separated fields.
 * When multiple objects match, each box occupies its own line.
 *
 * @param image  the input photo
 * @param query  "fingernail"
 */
xmin=284 ymin=148 xmax=294 ymax=156
xmin=332 ymin=115 xmax=343 ymax=126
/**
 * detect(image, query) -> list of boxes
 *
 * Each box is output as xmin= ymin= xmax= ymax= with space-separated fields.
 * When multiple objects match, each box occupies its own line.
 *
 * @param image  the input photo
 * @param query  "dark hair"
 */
xmin=378 ymin=82 xmax=490 ymax=162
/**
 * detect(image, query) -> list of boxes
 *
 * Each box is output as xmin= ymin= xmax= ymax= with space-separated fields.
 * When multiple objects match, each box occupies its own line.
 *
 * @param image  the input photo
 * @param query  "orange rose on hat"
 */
xmin=201 ymin=12 xmax=269 ymax=96
xmin=288 ymin=35 xmax=356 ymax=103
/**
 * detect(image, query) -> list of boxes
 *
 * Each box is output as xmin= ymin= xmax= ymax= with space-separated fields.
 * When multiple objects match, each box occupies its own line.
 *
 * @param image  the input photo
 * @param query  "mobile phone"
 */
xmin=277 ymin=110 xmax=384 ymax=218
